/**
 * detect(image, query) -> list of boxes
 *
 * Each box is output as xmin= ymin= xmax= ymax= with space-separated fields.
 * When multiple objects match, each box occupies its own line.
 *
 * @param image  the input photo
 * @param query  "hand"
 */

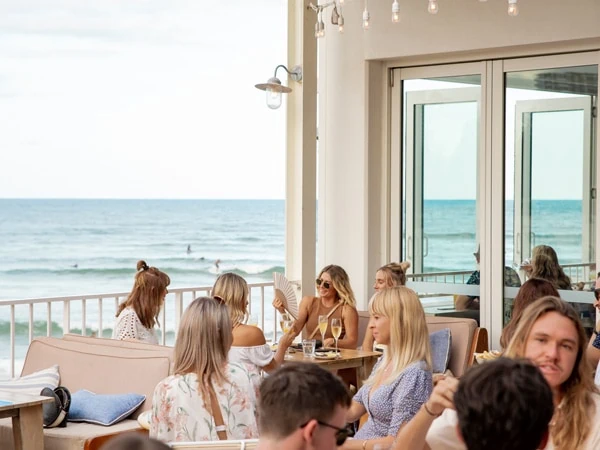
xmin=424 ymin=376 xmax=458 ymax=416
xmin=272 ymin=298 xmax=286 ymax=314
xmin=323 ymin=338 xmax=335 ymax=347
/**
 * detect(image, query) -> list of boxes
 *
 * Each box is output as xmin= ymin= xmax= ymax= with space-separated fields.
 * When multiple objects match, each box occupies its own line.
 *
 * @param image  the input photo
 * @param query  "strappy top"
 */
xmin=303 ymin=297 xmax=346 ymax=340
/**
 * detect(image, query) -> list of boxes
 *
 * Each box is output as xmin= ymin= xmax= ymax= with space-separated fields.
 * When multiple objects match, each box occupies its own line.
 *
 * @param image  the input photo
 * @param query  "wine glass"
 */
xmin=278 ymin=313 xmax=291 ymax=343
xmin=318 ymin=315 xmax=328 ymax=346
xmin=331 ymin=318 xmax=342 ymax=357
xmin=282 ymin=319 xmax=294 ymax=358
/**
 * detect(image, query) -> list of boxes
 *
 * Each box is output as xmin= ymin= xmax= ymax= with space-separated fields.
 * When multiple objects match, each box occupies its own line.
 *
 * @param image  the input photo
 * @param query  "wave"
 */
xmin=1 ymin=265 xmax=286 ymax=278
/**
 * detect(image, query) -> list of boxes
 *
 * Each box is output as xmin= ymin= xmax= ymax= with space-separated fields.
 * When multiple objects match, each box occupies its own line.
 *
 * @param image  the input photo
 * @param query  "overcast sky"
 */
xmin=0 ymin=0 xmax=287 ymax=199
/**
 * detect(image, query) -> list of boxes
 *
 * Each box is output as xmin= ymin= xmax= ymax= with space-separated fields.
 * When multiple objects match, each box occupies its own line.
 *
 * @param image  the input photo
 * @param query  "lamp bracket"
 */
xmin=273 ymin=65 xmax=303 ymax=83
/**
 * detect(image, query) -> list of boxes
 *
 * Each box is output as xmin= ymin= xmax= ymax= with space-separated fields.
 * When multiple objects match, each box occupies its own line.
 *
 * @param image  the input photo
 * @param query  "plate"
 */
xmin=474 ymin=350 xmax=501 ymax=364
xmin=314 ymin=351 xmax=339 ymax=360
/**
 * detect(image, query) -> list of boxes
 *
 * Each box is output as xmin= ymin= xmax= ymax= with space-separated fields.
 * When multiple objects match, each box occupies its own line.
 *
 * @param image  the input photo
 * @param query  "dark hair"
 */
xmin=116 ymin=260 xmax=170 ymax=329
xmin=455 ymin=358 xmax=553 ymax=450
xmin=258 ymin=362 xmax=351 ymax=439
xmin=499 ymin=278 xmax=559 ymax=349
xmin=100 ymin=433 xmax=170 ymax=450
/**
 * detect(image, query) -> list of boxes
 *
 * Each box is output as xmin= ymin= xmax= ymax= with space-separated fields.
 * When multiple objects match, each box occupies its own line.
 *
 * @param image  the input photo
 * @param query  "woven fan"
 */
xmin=273 ymin=272 xmax=299 ymax=320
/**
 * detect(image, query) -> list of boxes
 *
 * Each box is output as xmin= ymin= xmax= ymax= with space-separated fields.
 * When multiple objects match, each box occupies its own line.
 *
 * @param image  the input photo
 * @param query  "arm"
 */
xmin=362 ymin=328 xmax=375 ymax=351
xmin=392 ymin=377 xmax=459 ymax=450
xmin=345 ymin=400 xmax=367 ymax=423
xmin=264 ymin=332 xmax=295 ymax=372
xmin=289 ymin=296 xmax=313 ymax=337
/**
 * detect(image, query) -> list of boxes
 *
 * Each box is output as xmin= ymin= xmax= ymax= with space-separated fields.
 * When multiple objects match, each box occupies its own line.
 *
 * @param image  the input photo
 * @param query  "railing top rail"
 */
xmin=0 ymin=282 xmax=275 ymax=306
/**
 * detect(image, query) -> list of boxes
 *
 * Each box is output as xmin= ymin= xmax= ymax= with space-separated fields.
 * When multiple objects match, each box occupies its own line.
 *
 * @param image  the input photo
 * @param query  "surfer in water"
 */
xmin=215 ymin=259 xmax=221 ymax=271
xmin=187 ymin=245 xmax=192 ymax=254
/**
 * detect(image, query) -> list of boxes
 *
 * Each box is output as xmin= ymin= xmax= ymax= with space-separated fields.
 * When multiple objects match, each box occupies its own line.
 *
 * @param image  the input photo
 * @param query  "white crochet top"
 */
xmin=113 ymin=307 xmax=158 ymax=344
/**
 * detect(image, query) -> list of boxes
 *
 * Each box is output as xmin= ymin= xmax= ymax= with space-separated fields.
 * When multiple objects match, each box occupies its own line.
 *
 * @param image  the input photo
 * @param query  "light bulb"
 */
xmin=362 ymin=7 xmax=370 ymax=30
xmin=392 ymin=0 xmax=400 ymax=23
xmin=266 ymin=88 xmax=282 ymax=110
xmin=314 ymin=21 xmax=320 ymax=38
xmin=339 ymin=0 xmax=344 ymax=3
xmin=428 ymin=0 xmax=438 ymax=14
xmin=338 ymin=15 xmax=345 ymax=33
xmin=508 ymin=0 xmax=518 ymax=16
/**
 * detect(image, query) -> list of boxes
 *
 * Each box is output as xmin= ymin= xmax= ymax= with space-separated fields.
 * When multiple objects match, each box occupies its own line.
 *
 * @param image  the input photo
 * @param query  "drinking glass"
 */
xmin=331 ymin=318 xmax=342 ymax=357
xmin=318 ymin=314 xmax=328 ymax=346
xmin=302 ymin=339 xmax=316 ymax=358
xmin=282 ymin=319 xmax=294 ymax=358
xmin=278 ymin=313 xmax=291 ymax=343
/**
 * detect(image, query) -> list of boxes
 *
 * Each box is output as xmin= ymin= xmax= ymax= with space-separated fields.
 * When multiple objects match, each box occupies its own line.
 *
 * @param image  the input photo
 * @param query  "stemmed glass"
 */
xmin=282 ymin=318 xmax=294 ymax=358
xmin=331 ymin=318 xmax=342 ymax=358
xmin=318 ymin=315 xmax=328 ymax=347
xmin=278 ymin=313 xmax=291 ymax=343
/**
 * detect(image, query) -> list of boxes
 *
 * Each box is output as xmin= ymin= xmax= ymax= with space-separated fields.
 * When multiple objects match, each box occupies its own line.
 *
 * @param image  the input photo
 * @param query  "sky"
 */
xmin=0 ymin=0 xmax=288 ymax=199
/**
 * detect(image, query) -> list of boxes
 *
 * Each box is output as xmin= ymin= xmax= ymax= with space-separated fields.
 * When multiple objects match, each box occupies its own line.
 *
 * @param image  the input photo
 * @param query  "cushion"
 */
xmin=68 ymin=390 xmax=145 ymax=426
xmin=430 ymin=328 xmax=452 ymax=373
xmin=0 ymin=365 xmax=59 ymax=395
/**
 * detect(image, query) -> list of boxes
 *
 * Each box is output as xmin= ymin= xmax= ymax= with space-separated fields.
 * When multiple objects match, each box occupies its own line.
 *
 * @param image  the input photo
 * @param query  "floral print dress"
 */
xmin=150 ymin=362 xmax=258 ymax=443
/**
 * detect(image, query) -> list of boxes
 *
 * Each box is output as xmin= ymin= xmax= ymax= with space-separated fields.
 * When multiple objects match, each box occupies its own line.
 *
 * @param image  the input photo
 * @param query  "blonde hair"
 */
xmin=504 ymin=296 xmax=596 ymax=450
xmin=173 ymin=297 xmax=233 ymax=406
xmin=378 ymin=261 xmax=410 ymax=287
xmin=212 ymin=273 xmax=249 ymax=327
xmin=116 ymin=260 xmax=170 ymax=329
xmin=318 ymin=265 xmax=356 ymax=307
xmin=366 ymin=287 xmax=431 ymax=386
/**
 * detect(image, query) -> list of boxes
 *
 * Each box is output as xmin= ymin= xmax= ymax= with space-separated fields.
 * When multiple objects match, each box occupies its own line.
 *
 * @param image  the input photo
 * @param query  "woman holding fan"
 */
xmin=273 ymin=264 xmax=359 ymax=349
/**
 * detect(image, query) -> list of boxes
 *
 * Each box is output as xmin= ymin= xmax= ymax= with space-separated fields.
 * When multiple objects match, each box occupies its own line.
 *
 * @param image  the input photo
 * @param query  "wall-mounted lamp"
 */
xmin=255 ymin=65 xmax=303 ymax=110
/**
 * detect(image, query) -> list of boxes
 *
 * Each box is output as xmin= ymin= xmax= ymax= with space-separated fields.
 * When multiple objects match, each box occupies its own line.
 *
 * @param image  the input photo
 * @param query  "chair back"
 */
xmin=357 ymin=310 xmax=371 ymax=348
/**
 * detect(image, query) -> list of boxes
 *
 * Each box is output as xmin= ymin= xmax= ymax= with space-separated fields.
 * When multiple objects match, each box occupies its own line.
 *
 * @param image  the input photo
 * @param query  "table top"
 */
xmin=0 ymin=390 xmax=54 ymax=412
xmin=285 ymin=348 xmax=381 ymax=364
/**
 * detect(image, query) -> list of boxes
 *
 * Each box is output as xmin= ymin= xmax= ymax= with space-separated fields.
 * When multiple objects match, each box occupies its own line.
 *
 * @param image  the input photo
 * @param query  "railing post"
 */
xmin=63 ymin=300 xmax=70 ymax=336
xmin=10 ymin=305 xmax=15 ymax=378
xmin=174 ymin=292 xmax=183 ymax=332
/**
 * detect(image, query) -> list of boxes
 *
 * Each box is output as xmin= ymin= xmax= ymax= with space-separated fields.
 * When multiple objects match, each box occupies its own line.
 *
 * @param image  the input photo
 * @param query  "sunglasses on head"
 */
xmin=315 ymin=278 xmax=331 ymax=289
xmin=300 ymin=420 xmax=350 ymax=446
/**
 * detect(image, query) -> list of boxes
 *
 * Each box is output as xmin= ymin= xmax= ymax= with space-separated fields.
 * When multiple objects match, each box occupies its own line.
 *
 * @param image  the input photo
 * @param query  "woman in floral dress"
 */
xmin=150 ymin=297 xmax=258 ymax=443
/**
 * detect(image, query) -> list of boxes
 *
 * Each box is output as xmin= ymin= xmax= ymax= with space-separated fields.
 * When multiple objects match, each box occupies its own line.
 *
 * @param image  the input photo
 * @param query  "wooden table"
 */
xmin=285 ymin=348 xmax=381 ymax=388
xmin=0 ymin=390 xmax=53 ymax=450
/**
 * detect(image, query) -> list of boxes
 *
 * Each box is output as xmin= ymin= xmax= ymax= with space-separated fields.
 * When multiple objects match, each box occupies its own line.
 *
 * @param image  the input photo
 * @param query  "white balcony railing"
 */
xmin=0 ymin=282 xmax=279 ymax=378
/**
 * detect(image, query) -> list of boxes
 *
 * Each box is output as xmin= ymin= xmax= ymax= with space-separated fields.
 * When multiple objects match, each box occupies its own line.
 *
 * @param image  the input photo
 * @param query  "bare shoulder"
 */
xmin=344 ymin=304 xmax=359 ymax=318
xmin=233 ymin=324 xmax=267 ymax=347
xmin=300 ymin=296 xmax=317 ymax=307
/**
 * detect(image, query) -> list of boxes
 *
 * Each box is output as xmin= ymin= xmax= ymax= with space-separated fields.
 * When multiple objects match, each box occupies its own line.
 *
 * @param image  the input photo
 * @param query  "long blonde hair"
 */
xmin=116 ymin=260 xmax=170 ymax=329
xmin=318 ymin=265 xmax=356 ymax=307
xmin=212 ymin=273 xmax=249 ymax=327
xmin=366 ymin=287 xmax=431 ymax=386
xmin=173 ymin=297 xmax=233 ymax=405
xmin=504 ymin=296 xmax=596 ymax=450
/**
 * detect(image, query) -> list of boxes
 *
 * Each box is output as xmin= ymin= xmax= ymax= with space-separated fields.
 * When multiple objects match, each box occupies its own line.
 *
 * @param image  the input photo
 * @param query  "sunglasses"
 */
xmin=315 ymin=278 xmax=332 ymax=289
xmin=300 ymin=420 xmax=350 ymax=446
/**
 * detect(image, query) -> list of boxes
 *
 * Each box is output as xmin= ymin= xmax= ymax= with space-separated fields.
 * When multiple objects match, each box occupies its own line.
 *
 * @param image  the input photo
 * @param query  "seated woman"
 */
xmin=150 ymin=297 xmax=258 ymax=442
xmin=527 ymin=244 xmax=572 ymax=290
xmin=113 ymin=260 xmax=170 ymax=344
xmin=393 ymin=295 xmax=600 ymax=450
xmin=499 ymin=277 xmax=559 ymax=349
xmin=363 ymin=261 xmax=410 ymax=351
xmin=273 ymin=264 xmax=359 ymax=349
xmin=342 ymin=287 xmax=433 ymax=450
xmin=212 ymin=273 xmax=294 ymax=391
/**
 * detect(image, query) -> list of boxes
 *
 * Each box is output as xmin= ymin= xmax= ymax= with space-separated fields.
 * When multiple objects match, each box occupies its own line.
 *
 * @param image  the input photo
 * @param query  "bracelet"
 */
xmin=423 ymin=403 xmax=442 ymax=418
xmin=362 ymin=440 xmax=368 ymax=450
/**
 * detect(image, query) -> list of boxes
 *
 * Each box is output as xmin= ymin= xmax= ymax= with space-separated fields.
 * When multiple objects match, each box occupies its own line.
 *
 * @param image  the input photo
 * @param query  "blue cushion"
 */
xmin=68 ymin=390 xmax=145 ymax=426
xmin=430 ymin=328 xmax=452 ymax=373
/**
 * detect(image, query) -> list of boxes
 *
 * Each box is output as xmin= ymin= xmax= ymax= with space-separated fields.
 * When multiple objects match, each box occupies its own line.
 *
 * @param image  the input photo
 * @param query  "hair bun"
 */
xmin=136 ymin=260 xmax=149 ymax=271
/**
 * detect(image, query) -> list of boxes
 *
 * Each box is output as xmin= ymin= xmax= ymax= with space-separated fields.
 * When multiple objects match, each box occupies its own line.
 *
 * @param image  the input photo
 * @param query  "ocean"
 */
xmin=0 ymin=198 xmax=587 ymax=377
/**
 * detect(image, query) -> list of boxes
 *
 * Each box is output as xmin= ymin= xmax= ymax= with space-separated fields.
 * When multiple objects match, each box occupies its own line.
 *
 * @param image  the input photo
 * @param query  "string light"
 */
xmin=508 ymin=0 xmax=519 ymax=16
xmin=362 ymin=1 xmax=370 ymax=30
xmin=428 ymin=0 xmax=439 ymax=14
xmin=392 ymin=0 xmax=400 ymax=23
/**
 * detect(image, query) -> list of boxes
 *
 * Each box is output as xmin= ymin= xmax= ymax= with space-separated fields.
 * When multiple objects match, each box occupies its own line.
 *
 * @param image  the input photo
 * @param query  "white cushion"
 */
xmin=0 ymin=365 xmax=60 ymax=395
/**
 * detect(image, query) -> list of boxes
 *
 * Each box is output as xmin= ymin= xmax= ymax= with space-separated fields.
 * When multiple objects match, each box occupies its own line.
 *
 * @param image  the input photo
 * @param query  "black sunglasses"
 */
xmin=300 ymin=420 xmax=350 ymax=446
xmin=315 ymin=278 xmax=332 ymax=289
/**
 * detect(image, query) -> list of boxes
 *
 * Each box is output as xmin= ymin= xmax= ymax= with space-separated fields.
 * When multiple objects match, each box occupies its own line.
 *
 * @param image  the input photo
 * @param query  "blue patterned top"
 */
xmin=354 ymin=359 xmax=432 ymax=439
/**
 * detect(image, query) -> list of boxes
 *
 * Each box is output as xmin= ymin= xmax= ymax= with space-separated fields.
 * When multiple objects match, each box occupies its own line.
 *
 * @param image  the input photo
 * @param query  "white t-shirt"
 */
xmin=426 ymin=393 xmax=600 ymax=450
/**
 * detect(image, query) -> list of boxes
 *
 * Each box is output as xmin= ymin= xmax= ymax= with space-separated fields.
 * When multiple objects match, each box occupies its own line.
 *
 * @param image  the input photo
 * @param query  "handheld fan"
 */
xmin=273 ymin=272 xmax=299 ymax=320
